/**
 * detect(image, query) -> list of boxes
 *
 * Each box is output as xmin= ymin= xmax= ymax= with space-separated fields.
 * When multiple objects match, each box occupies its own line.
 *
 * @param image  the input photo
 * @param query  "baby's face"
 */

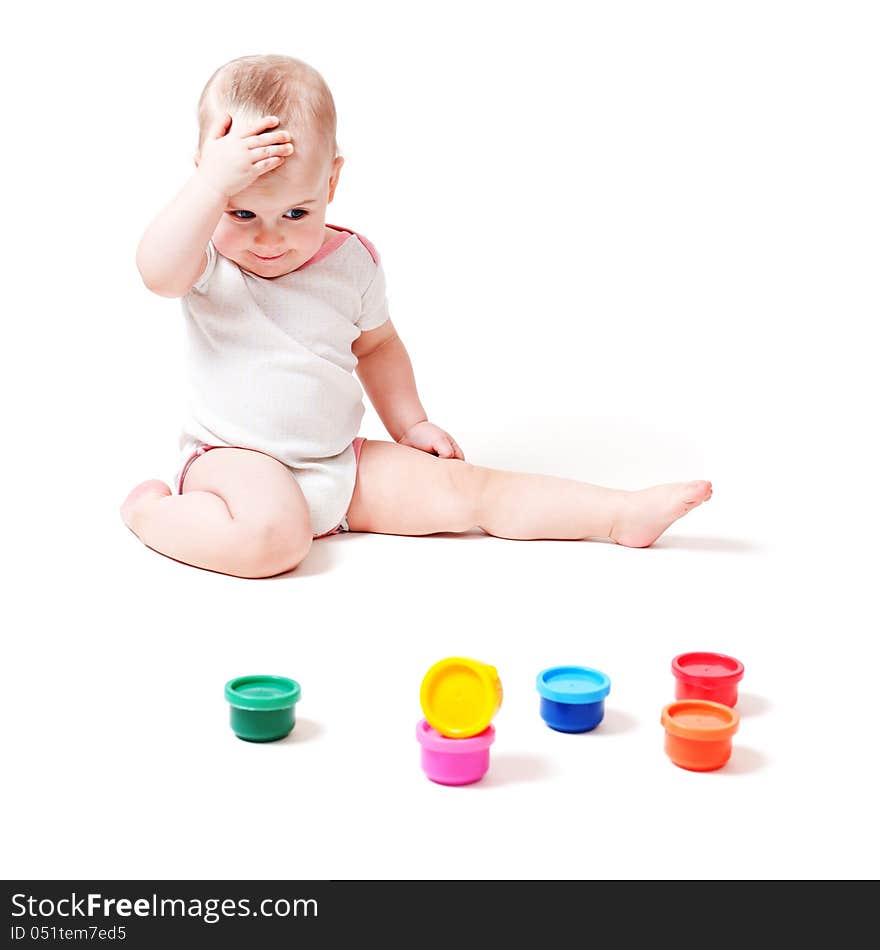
xmin=212 ymin=143 xmax=343 ymax=277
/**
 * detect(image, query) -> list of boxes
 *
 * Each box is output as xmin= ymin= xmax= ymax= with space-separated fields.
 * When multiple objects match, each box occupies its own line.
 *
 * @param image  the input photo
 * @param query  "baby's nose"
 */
xmin=254 ymin=227 xmax=283 ymax=247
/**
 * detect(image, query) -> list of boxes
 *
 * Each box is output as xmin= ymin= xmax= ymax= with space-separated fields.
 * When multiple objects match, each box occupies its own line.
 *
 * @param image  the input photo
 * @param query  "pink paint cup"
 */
xmin=672 ymin=651 xmax=745 ymax=708
xmin=416 ymin=719 xmax=496 ymax=786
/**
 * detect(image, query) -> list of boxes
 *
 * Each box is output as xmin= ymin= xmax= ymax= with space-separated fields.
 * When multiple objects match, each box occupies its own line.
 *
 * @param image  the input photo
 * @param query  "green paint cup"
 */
xmin=224 ymin=675 xmax=301 ymax=742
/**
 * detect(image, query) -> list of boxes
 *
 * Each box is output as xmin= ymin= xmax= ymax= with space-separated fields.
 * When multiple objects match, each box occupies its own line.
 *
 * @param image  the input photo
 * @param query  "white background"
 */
xmin=3 ymin=0 xmax=878 ymax=881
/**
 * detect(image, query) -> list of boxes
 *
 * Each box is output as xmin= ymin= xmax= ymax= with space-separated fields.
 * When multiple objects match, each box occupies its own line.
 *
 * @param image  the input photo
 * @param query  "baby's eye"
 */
xmin=228 ymin=210 xmax=255 ymax=220
xmin=283 ymin=209 xmax=308 ymax=220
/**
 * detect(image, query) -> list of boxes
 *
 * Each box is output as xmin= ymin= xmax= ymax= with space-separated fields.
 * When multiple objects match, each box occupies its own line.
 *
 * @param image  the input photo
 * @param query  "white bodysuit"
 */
xmin=178 ymin=225 xmax=390 ymax=536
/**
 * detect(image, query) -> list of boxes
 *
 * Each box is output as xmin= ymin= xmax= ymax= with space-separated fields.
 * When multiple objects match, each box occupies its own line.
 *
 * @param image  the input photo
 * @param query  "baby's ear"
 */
xmin=327 ymin=155 xmax=344 ymax=202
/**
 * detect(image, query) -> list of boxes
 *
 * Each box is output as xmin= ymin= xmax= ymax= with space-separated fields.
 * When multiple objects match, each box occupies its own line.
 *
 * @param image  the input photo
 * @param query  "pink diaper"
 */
xmin=176 ymin=437 xmax=367 ymax=539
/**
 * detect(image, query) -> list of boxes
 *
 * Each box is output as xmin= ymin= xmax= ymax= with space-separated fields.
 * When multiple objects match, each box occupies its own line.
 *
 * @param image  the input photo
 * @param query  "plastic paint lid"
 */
xmin=420 ymin=657 xmax=503 ymax=738
xmin=672 ymin=652 xmax=744 ymax=687
xmin=416 ymin=719 xmax=496 ymax=754
xmin=224 ymin=675 xmax=301 ymax=711
xmin=536 ymin=666 xmax=611 ymax=704
xmin=661 ymin=699 xmax=739 ymax=742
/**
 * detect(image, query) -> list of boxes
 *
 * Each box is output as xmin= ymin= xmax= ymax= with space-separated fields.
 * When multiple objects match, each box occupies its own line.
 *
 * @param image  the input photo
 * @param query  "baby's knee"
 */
xmin=443 ymin=460 xmax=491 ymax=528
xmin=236 ymin=517 xmax=312 ymax=578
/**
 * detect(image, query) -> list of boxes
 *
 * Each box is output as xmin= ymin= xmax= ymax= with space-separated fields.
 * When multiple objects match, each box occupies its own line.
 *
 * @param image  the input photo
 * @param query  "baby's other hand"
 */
xmin=398 ymin=421 xmax=465 ymax=460
xmin=195 ymin=113 xmax=294 ymax=197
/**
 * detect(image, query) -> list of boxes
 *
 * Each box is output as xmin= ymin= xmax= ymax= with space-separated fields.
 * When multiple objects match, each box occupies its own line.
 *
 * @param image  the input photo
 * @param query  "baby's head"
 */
xmin=195 ymin=54 xmax=344 ymax=276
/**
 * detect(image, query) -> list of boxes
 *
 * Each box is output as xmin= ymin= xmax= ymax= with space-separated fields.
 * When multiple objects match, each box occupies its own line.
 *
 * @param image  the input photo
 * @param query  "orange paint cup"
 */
xmin=661 ymin=699 xmax=740 ymax=772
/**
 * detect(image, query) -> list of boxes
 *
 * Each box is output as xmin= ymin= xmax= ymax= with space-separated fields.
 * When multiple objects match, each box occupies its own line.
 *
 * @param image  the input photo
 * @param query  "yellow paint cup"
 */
xmin=419 ymin=657 xmax=503 ymax=738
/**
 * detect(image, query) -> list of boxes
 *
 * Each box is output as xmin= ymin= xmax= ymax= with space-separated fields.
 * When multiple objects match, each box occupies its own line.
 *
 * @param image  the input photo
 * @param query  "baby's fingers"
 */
xmin=253 ymin=155 xmax=288 ymax=176
xmin=241 ymin=114 xmax=281 ymax=137
xmin=434 ymin=433 xmax=464 ymax=460
xmin=246 ymin=128 xmax=293 ymax=149
xmin=210 ymin=113 xmax=233 ymax=139
xmin=435 ymin=437 xmax=455 ymax=458
xmin=250 ymin=142 xmax=294 ymax=168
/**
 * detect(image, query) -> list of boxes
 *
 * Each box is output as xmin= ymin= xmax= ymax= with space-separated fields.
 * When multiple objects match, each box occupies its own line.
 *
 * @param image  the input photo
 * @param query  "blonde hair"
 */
xmin=197 ymin=54 xmax=338 ymax=160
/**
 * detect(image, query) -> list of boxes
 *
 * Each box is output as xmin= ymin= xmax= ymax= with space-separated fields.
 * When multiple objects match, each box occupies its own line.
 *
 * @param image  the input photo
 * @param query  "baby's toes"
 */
xmin=120 ymin=479 xmax=172 ymax=526
xmin=685 ymin=480 xmax=713 ymax=504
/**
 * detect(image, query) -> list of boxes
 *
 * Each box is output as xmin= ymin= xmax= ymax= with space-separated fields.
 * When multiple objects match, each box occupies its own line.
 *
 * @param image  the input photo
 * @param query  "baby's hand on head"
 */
xmin=195 ymin=113 xmax=294 ymax=197
xmin=399 ymin=421 xmax=465 ymax=460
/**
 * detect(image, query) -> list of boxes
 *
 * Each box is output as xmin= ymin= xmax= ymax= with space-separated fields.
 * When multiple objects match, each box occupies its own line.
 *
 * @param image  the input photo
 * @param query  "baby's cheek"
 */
xmin=301 ymin=216 xmax=332 ymax=253
xmin=307 ymin=221 xmax=328 ymax=251
xmin=211 ymin=220 xmax=241 ymax=259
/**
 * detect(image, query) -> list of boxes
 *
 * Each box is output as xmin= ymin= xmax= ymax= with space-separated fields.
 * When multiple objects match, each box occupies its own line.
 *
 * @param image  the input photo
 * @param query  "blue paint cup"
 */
xmin=536 ymin=666 xmax=611 ymax=733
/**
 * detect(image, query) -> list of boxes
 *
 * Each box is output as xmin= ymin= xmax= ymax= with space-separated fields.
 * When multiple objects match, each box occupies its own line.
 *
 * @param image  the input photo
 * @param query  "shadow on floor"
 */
xmin=721 ymin=745 xmax=769 ymax=775
xmin=736 ymin=692 xmax=772 ymax=717
xmin=474 ymin=754 xmax=557 ymax=788
xmin=653 ymin=534 xmax=764 ymax=553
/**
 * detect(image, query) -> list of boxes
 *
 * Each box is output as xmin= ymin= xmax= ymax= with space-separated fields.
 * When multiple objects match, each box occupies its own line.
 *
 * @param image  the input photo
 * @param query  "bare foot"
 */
xmin=609 ymin=480 xmax=713 ymax=548
xmin=120 ymin=479 xmax=172 ymax=532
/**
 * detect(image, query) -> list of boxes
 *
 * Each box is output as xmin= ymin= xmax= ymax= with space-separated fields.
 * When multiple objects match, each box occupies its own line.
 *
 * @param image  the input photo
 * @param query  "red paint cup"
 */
xmin=672 ymin=651 xmax=744 ymax=708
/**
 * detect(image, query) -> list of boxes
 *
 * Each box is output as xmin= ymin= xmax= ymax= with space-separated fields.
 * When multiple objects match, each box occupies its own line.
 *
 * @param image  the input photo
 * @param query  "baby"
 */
xmin=121 ymin=54 xmax=713 ymax=578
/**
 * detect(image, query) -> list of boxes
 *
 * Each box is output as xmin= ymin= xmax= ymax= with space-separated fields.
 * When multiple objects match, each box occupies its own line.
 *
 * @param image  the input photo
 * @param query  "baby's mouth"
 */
xmin=251 ymin=251 xmax=287 ymax=261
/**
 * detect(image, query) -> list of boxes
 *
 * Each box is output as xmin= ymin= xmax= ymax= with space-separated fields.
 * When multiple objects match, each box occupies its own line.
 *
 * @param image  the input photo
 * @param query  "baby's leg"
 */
xmin=120 ymin=448 xmax=313 ymax=577
xmin=346 ymin=441 xmax=712 ymax=546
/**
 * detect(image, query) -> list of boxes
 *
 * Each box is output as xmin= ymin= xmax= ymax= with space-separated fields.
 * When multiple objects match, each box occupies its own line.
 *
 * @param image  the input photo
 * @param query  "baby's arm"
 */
xmin=135 ymin=113 xmax=294 ymax=297
xmin=135 ymin=175 xmax=226 ymax=297
xmin=354 ymin=321 xmax=464 ymax=459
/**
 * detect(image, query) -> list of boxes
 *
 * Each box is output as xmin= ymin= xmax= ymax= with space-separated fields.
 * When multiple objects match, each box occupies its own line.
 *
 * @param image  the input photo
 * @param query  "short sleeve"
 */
xmin=191 ymin=241 xmax=217 ymax=293
xmin=357 ymin=258 xmax=390 ymax=331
